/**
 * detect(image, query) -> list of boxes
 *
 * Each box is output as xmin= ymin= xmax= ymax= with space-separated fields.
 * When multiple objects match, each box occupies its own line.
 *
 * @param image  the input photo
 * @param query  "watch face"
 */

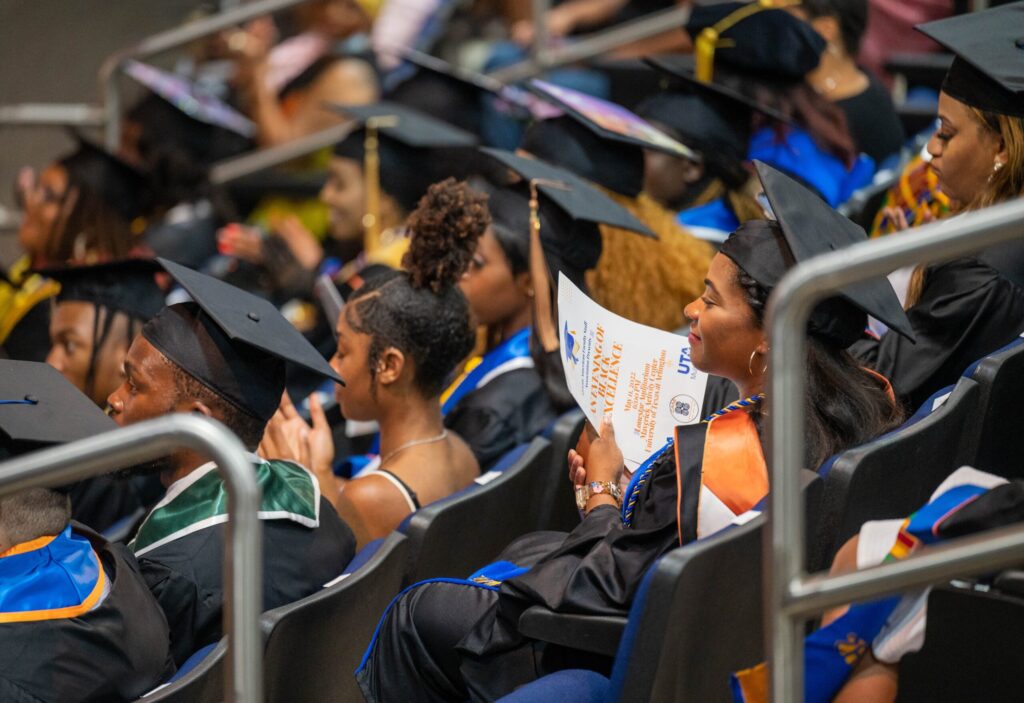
xmin=591 ymin=482 xmax=606 ymax=494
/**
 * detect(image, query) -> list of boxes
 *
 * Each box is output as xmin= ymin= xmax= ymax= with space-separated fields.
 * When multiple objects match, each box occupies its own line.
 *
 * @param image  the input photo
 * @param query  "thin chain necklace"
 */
xmin=379 ymin=430 xmax=449 ymax=468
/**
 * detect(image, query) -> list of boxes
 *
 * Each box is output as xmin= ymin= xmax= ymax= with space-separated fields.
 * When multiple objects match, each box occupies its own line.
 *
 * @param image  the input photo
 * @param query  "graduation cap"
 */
xmin=683 ymin=0 xmax=825 ymax=83
xmin=478 ymin=148 xmax=652 ymax=289
xmin=37 ymin=258 xmax=165 ymax=322
xmin=124 ymin=59 xmax=257 ymax=138
xmin=719 ymin=161 xmax=914 ymax=348
xmin=519 ymin=81 xmax=698 ymax=197
xmin=916 ymin=4 xmax=1024 ymax=117
xmin=325 ymin=101 xmax=479 ymax=239
xmin=58 ymin=134 xmax=152 ymax=223
xmin=142 ymin=258 xmax=343 ymax=424
xmin=0 ymin=360 xmax=116 ymax=457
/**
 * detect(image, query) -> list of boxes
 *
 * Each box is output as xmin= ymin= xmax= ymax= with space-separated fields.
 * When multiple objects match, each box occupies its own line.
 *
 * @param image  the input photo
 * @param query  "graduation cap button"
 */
xmin=247 ymin=312 xmax=260 ymax=322
xmin=1015 ymin=38 xmax=1024 ymax=50
xmin=23 ymin=395 xmax=37 ymax=404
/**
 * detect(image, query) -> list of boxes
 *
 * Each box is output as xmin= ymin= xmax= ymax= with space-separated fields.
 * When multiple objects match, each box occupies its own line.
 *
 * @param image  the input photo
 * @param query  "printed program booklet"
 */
xmin=558 ymin=273 xmax=709 ymax=470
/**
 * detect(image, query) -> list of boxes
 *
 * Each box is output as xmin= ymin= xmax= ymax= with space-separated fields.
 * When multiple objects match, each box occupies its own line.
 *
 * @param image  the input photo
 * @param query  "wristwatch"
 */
xmin=576 ymin=481 xmax=623 ymax=511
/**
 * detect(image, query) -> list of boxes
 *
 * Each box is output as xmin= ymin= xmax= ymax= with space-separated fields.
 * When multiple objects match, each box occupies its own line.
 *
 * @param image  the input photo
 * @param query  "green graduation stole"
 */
xmin=130 ymin=459 xmax=320 ymax=557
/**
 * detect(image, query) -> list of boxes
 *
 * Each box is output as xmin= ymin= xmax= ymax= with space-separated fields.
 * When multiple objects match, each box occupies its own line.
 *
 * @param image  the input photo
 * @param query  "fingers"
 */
xmin=308 ymin=393 xmax=328 ymax=431
xmin=598 ymin=413 xmax=615 ymax=441
xmin=278 ymin=390 xmax=299 ymax=421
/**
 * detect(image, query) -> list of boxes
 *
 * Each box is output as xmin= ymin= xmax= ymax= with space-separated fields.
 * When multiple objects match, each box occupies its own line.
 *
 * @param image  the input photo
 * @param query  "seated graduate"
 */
xmin=850 ymin=5 xmax=1024 ymax=411
xmin=0 ymin=361 xmax=172 ymax=702
xmin=518 ymin=86 xmax=713 ymax=331
xmin=266 ymin=179 xmax=482 ymax=548
xmin=353 ymin=162 xmax=914 ymax=702
xmin=40 ymin=260 xmax=167 ymax=532
xmin=106 ymin=258 xmax=355 ymax=665
xmin=217 ymin=102 xmax=477 ymax=301
xmin=681 ymin=1 xmax=875 ymax=207
xmin=3 ymin=136 xmax=149 ymax=362
xmin=732 ymin=466 xmax=1022 ymax=703
xmin=639 ymin=57 xmax=771 ymax=245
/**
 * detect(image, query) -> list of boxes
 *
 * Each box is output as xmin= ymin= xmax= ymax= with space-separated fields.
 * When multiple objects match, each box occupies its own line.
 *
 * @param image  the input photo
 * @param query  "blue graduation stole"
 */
xmin=677 ymin=198 xmax=741 ymax=244
xmin=0 ymin=526 xmax=106 ymax=623
xmin=731 ymin=482 xmax=992 ymax=703
xmin=440 ymin=326 xmax=533 ymax=416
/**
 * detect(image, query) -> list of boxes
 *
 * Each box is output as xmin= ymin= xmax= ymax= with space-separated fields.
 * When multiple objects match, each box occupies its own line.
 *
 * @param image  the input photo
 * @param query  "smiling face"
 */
xmin=458 ymin=228 xmax=532 ymax=330
xmin=46 ymin=301 xmax=133 ymax=407
xmin=320 ymin=156 xmax=367 ymax=243
xmin=927 ymin=91 xmax=1006 ymax=206
xmin=682 ymin=254 xmax=768 ymax=393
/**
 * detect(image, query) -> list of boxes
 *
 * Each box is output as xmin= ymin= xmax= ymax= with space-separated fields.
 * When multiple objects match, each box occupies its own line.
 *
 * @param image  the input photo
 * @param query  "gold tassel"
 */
xmin=693 ymin=0 xmax=800 ymax=84
xmin=361 ymin=115 xmax=399 ymax=256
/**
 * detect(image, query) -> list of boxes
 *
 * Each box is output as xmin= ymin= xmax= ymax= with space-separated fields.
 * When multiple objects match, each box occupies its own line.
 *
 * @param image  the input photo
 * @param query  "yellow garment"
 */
xmin=0 ymin=256 xmax=60 ymax=345
xmin=586 ymin=192 xmax=713 ymax=331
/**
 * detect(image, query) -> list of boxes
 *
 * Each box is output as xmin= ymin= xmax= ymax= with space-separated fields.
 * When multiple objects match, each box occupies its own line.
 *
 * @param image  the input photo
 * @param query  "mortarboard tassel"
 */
xmin=694 ymin=0 xmax=800 ymax=83
xmin=361 ymin=115 xmax=399 ymax=257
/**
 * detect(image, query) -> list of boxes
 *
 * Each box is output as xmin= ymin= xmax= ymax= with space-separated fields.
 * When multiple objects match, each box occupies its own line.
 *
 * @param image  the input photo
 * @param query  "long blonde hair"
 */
xmin=906 ymin=110 xmax=1024 ymax=307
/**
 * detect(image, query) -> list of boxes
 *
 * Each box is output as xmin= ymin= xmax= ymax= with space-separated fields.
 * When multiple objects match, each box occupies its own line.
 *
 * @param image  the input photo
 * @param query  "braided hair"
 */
xmin=346 ymin=178 xmax=488 ymax=397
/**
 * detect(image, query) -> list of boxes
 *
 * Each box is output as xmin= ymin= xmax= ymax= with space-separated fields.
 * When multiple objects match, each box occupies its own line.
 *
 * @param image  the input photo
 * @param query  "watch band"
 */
xmin=575 ymin=480 xmax=623 ymax=511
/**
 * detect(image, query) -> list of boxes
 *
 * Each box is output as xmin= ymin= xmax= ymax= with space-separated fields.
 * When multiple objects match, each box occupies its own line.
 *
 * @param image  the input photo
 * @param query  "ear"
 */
xmin=183 ymin=399 xmax=215 ymax=418
xmin=375 ymin=346 xmax=406 ymax=387
xmin=755 ymin=336 xmax=770 ymax=357
xmin=513 ymin=270 xmax=534 ymax=299
xmin=681 ymin=159 xmax=706 ymax=186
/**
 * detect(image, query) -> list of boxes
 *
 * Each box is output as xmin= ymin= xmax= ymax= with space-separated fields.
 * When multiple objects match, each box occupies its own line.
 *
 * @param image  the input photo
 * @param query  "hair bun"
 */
xmin=404 ymin=178 xmax=491 ymax=293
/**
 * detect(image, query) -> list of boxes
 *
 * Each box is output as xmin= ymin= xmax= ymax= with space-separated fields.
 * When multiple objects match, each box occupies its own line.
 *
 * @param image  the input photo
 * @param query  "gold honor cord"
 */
xmin=362 ymin=115 xmax=400 ymax=253
xmin=694 ymin=0 xmax=801 ymax=83
xmin=527 ymin=178 xmax=570 ymax=353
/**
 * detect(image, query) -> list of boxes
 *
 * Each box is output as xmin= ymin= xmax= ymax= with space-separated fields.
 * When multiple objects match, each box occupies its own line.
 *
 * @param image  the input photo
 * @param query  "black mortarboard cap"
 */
xmin=59 ymin=134 xmax=152 ymax=222
xmin=720 ymin=161 xmax=915 ymax=348
xmin=143 ymin=259 xmax=343 ymax=423
xmin=327 ymin=101 xmax=479 ymax=211
xmin=916 ymin=4 xmax=1024 ymax=117
xmin=480 ymin=148 xmax=653 ymax=236
xmin=125 ymin=59 xmax=257 ymax=138
xmin=0 ymin=360 xmax=116 ymax=456
xmin=683 ymin=1 xmax=825 ymax=83
xmin=37 ymin=259 xmax=165 ymax=322
xmin=519 ymin=80 xmax=697 ymax=197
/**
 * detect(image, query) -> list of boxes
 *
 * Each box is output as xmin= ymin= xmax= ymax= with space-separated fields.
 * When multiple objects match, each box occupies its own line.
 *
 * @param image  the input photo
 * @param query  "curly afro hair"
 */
xmin=347 ymin=179 xmax=489 ymax=397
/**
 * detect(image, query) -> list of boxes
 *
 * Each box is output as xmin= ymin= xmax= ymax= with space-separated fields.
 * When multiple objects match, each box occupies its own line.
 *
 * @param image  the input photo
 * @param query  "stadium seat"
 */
xmin=537 ymin=409 xmax=586 ymax=533
xmin=897 ymin=582 xmax=1024 ymax=703
xmin=261 ymin=532 xmax=409 ymax=702
xmin=516 ymin=470 xmax=822 ymax=694
xmin=965 ymin=335 xmax=1024 ymax=479
xmin=399 ymin=436 xmax=553 ymax=586
xmin=812 ymin=379 xmax=983 ymax=569
xmin=140 ymin=640 xmax=225 ymax=702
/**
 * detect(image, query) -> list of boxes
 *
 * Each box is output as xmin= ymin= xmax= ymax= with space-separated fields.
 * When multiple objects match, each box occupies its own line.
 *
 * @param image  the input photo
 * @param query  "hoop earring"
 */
xmin=748 ymin=349 xmax=768 ymax=376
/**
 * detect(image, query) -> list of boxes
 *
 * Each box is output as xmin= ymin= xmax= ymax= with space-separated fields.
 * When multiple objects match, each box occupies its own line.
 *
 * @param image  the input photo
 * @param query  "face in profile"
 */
xmin=927 ymin=91 xmax=1006 ymax=205
xmin=106 ymin=335 xmax=188 ymax=428
xmin=682 ymin=253 xmax=767 ymax=386
xmin=17 ymin=163 xmax=70 ymax=258
xmin=320 ymin=156 xmax=367 ymax=243
xmin=46 ymin=301 xmax=133 ymax=407
xmin=331 ymin=304 xmax=379 ymax=422
xmin=458 ymin=229 xmax=531 ymax=329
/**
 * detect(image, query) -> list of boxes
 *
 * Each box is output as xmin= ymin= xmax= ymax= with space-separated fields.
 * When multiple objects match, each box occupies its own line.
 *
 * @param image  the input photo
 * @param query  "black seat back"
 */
xmin=813 ymin=379 xmax=982 ymax=568
xmin=616 ymin=470 xmax=821 ymax=703
xmin=260 ymin=532 xmax=409 ymax=702
xmin=537 ymin=410 xmax=586 ymax=532
xmin=969 ymin=338 xmax=1024 ymax=479
xmin=898 ymin=583 xmax=1024 ymax=703
xmin=140 ymin=641 xmax=225 ymax=702
xmin=402 ymin=437 xmax=553 ymax=585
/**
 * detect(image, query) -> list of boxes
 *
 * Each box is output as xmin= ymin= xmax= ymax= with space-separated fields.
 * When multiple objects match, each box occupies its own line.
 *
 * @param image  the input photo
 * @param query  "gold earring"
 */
xmin=748 ymin=349 xmax=768 ymax=376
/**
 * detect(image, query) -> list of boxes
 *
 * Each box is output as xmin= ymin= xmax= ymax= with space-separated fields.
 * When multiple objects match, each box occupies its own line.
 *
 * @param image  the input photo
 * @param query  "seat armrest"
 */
xmin=517 ymin=606 xmax=628 ymax=657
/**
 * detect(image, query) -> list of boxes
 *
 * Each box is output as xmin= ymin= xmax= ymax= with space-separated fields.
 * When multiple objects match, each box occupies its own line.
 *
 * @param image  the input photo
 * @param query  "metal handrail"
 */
xmin=765 ymin=196 xmax=1024 ymax=701
xmin=0 ymin=414 xmax=263 ymax=703
xmin=0 ymin=103 xmax=106 ymax=128
xmin=209 ymin=121 xmax=354 ymax=184
xmin=99 ymin=0 xmax=312 ymax=148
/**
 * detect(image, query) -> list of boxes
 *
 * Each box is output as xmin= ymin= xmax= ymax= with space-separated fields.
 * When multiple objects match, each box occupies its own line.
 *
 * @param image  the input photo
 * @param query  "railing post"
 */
xmin=764 ymin=197 xmax=1024 ymax=701
xmin=0 ymin=414 xmax=263 ymax=703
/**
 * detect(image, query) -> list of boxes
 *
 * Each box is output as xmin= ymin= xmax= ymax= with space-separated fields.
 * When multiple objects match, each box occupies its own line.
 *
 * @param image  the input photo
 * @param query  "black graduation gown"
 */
xmin=138 ymin=496 xmax=355 ymax=665
xmin=851 ymin=257 xmax=1024 ymax=412
xmin=66 ymin=473 xmax=165 ymax=535
xmin=0 ymin=524 xmax=173 ymax=703
xmin=444 ymin=367 xmax=558 ymax=471
xmin=358 ymin=429 xmax=700 ymax=702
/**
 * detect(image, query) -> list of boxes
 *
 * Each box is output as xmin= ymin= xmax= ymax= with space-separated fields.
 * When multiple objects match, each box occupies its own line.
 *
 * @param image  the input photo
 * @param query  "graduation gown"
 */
xmin=0 ymin=523 xmax=172 ymax=703
xmin=357 ymin=407 xmax=767 ymax=702
xmin=131 ymin=458 xmax=356 ymax=665
xmin=443 ymin=328 xmax=556 ymax=471
xmin=66 ymin=473 xmax=165 ymax=535
xmin=852 ymin=257 xmax=1024 ymax=412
